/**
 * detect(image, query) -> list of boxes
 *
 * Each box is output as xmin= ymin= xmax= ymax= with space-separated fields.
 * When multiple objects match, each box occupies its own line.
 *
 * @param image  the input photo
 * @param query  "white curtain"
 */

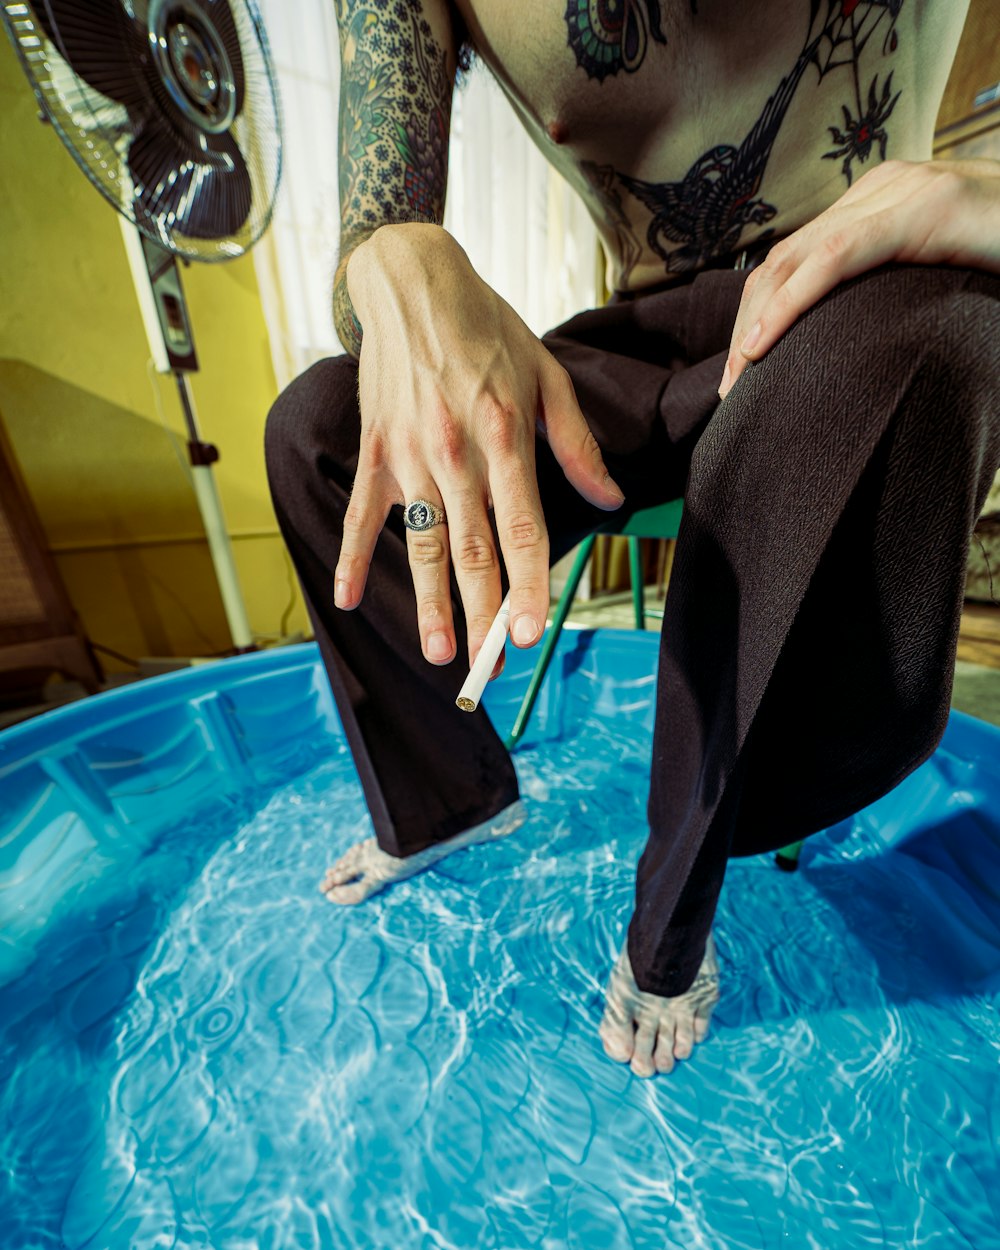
xmin=445 ymin=67 xmax=600 ymax=340
xmin=254 ymin=0 xmax=599 ymax=390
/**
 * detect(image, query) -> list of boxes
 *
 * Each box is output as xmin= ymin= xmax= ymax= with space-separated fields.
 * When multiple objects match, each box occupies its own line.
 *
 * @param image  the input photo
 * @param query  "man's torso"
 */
xmin=451 ymin=0 xmax=969 ymax=290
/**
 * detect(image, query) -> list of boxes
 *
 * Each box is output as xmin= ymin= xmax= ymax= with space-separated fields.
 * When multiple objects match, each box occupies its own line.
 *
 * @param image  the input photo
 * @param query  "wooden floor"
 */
xmin=958 ymin=604 xmax=1000 ymax=670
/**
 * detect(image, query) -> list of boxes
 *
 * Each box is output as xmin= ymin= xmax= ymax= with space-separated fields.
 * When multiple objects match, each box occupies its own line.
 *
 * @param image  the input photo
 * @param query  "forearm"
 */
xmin=333 ymin=0 xmax=458 ymax=358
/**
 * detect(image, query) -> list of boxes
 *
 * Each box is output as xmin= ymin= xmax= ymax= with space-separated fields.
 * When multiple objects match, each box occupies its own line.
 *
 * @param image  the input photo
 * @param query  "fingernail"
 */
xmin=335 ymin=578 xmax=351 ymax=608
xmin=720 ymin=360 xmax=731 ymax=395
xmin=605 ymin=473 xmax=625 ymax=504
xmin=427 ymin=631 xmax=452 ymax=661
xmin=740 ymin=322 xmax=761 ymax=356
xmin=512 ymin=615 xmax=538 ymax=646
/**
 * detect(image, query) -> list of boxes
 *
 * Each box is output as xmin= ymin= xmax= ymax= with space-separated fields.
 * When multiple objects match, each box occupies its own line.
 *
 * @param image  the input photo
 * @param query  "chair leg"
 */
xmin=505 ymin=537 xmax=596 ymax=750
xmin=774 ymin=840 xmax=806 ymax=872
xmin=629 ymin=537 xmax=645 ymax=630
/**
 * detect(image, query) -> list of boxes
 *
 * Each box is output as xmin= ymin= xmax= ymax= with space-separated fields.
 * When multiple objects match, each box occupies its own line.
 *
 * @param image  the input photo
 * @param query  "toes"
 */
xmin=323 ymin=878 xmax=377 ymax=906
xmin=673 ymin=1020 xmax=694 ymax=1061
xmin=630 ymin=1022 xmax=657 ymax=1078
xmin=599 ymin=1013 xmax=635 ymax=1064
xmin=692 ymin=1011 xmax=711 ymax=1043
xmin=321 ymin=842 xmax=366 ymax=889
xmin=654 ymin=1024 xmax=678 ymax=1073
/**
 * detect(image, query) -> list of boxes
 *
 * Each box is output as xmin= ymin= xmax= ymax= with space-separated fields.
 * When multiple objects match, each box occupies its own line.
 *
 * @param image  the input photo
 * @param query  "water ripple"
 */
xmin=1 ymin=703 xmax=998 ymax=1249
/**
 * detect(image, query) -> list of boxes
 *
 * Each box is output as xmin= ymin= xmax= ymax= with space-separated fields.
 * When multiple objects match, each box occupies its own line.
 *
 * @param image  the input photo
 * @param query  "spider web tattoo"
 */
xmin=816 ymin=0 xmax=904 ymax=184
xmin=589 ymin=0 xmax=907 ymax=285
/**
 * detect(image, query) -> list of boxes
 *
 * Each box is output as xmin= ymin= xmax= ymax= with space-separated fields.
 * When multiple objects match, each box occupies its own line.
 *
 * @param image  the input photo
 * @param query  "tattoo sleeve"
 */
xmin=333 ymin=0 xmax=457 ymax=356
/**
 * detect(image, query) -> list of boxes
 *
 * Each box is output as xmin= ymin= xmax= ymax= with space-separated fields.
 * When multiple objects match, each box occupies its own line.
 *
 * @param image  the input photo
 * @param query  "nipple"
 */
xmin=547 ymin=118 xmax=569 ymax=145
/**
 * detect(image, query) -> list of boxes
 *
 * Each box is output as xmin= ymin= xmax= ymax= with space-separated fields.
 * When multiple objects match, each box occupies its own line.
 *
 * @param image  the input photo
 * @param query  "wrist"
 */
xmin=346 ymin=223 xmax=464 ymax=316
xmin=333 ymin=268 xmax=364 ymax=360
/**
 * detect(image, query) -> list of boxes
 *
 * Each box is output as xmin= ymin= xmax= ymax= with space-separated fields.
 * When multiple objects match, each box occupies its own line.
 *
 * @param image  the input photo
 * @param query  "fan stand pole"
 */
xmin=175 ymin=373 xmax=255 ymax=654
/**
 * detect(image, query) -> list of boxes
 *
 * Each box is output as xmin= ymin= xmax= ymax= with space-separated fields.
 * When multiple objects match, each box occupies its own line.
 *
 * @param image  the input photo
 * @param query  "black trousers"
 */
xmin=265 ymin=263 xmax=1000 ymax=996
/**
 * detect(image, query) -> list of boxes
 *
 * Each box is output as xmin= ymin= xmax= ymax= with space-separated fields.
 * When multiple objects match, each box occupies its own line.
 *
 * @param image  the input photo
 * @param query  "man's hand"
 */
xmin=334 ymin=223 xmax=625 ymax=670
xmin=720 ymin=158 xmax=1000 ymax=399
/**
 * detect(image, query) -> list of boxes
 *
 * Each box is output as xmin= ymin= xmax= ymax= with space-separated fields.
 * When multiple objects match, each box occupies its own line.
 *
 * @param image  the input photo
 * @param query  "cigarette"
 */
xmin=456 ymin=594 xmax=510 ymax=712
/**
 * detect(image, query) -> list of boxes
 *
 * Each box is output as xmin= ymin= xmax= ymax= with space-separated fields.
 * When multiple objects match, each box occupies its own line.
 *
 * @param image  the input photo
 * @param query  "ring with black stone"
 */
xmin=403 ymin=499 xmax=447 ymax=531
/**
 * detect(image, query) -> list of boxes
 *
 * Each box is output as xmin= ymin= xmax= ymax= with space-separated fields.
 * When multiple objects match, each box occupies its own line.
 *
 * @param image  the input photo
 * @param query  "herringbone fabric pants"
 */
xmin=265 ymin=263 xmax=1000 ymax=996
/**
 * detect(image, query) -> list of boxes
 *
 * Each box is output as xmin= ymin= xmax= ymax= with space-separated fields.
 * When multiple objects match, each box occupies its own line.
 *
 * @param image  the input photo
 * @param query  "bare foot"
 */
xmin=599 ymin=934 xmax=719 ymax=1077
xmin=320 ymin=800 xmax=526 ymax=905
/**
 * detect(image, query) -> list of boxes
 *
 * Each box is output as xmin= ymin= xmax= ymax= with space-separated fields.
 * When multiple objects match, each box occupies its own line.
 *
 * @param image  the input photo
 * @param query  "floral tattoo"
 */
xmin=565 ymin=0 xmax=667 ymax=81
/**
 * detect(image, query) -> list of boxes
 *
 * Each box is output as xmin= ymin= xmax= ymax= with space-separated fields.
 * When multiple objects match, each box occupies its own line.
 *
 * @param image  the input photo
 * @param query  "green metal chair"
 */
xmin=505 ymin=498 xmax=683 ymax=750
xmin=504 ymin=497 xmax=808 ymax=871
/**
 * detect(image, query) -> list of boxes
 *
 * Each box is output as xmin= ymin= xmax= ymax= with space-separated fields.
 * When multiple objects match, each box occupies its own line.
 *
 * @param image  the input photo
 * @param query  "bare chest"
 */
xmin=450 ymin=1 xmax=965 ymax=289
xmin=454 ymin=0 xmax=798 ymax=155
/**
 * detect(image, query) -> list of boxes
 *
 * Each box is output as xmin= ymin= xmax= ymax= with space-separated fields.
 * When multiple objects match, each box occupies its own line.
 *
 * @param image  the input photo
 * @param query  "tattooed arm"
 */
xmin=329 ymin=1 xmax=623 ymax=673
xmin=332 ymin=0 xmax=457 ymax=356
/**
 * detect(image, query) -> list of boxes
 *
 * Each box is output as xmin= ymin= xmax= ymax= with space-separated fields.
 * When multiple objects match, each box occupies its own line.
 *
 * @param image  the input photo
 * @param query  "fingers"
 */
xmin=717 ymin=161 xmax=926 ymax=401
xmin=719 ymin=211 xmax=895 ymax=399
xmin=402 ymin=483 xmax=508 ymax=670
xmin=347 ymin=371 xmax=565 ymax=665
xmin=335 ymin=448 xmax=393 ymax=610
xmin=442 ymin=483 xmax=504 ymax=668
xmin=487 ymin=431 xmax=550 ymax=651
xmin=401 ymin=486 xmax=457 ymax=665
xmin=539 ymin=362 xmax=625 ymax=511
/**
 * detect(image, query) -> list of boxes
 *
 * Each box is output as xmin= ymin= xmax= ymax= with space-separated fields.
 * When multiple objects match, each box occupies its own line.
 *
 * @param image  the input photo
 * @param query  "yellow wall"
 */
xmin=0 ymin=32 xmax=310 ymax=675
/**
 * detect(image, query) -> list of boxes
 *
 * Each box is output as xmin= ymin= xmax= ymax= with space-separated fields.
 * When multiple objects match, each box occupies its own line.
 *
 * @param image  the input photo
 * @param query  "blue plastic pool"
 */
xmin=1 ymin=631 xmax=999 ymax=1249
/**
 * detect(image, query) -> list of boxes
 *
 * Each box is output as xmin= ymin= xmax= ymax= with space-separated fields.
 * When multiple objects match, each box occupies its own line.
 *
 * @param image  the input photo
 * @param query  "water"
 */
xmin=1 ymin=711 xmax=999 ymax=1249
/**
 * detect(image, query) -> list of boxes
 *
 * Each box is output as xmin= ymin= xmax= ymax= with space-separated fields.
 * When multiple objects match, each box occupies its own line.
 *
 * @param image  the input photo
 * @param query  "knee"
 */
xmin=264 ymin=355 xmax=360 ymax=494
xmin=780 ymin=264 xmax=999 ymax=403
xmin=715 ymin=265 xmax=1000 ymax=470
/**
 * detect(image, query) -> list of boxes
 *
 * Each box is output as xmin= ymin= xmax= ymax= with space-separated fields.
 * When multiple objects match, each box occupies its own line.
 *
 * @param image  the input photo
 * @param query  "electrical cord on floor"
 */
xmin=146 ymin=358 xmax=194 ymax=481
xmin=250 ymin=548 xmax=302 ymax=646
xmin=91 ymin=642 xmax=142 ymax=668
xmin=123 ymin=364 xmax=305 ymax=648
xmin=141 ymin=568 xmax=223 ymax=655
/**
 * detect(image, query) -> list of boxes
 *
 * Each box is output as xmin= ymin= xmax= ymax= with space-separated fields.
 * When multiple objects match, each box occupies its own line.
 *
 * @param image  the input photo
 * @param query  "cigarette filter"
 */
xmin=456 ymin=595 xmax=511 ymax=711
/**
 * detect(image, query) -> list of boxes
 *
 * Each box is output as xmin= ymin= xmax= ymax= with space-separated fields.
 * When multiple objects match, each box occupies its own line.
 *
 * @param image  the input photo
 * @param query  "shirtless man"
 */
xmin=264 ymin=0 xmax=1000 ymax=1078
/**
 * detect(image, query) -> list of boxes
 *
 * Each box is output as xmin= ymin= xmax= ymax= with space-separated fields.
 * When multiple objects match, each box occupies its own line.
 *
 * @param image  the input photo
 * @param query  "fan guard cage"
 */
xmin=3 ymin=0 xmax=282 ymax=262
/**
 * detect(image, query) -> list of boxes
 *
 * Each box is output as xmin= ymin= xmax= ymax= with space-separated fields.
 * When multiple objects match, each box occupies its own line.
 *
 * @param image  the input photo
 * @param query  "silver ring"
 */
xmin=403 ymin=499 xmax=447 ymax=531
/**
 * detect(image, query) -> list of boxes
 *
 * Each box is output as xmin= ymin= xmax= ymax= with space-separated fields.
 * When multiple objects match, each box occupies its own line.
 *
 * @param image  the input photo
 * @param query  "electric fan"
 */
xmin=2 ymin=0 xmax=283 ymax=653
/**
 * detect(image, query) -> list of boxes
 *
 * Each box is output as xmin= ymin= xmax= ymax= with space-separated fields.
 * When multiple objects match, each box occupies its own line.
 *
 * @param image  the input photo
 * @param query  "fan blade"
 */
xmin=31 ymin=0 xmax=148 ymax=108
xmin=128 ymin=121 xmax=252 ymax=239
